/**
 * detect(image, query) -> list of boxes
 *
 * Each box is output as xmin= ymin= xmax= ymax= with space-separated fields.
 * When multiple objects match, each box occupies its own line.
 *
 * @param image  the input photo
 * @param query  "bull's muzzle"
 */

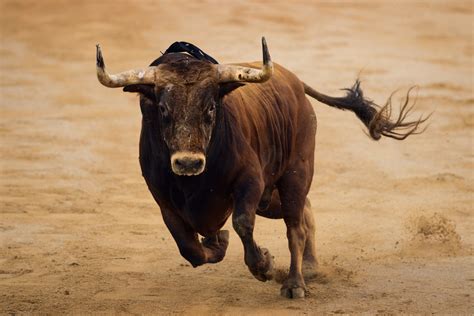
xmin=171 ymin=152 xmax=206 ymax=176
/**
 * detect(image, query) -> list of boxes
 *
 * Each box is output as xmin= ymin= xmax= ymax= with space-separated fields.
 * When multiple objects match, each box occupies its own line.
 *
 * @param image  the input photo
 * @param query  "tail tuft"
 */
xmin=367 ymin=86 xmax=431 ymax=140
xmin=303 ymin=80 xmax=430 ymax=141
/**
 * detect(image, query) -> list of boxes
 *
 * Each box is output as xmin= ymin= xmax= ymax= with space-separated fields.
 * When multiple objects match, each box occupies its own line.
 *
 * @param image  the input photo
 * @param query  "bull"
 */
xmin=96 ymin=38 xmax=428 ymax=298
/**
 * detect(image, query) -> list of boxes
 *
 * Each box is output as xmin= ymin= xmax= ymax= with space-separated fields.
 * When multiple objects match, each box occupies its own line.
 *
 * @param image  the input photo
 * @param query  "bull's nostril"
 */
xmin=190 ymin=159 xmax=204 ymax=169
xmin=175 ymin=159 xmax=185 ymax=167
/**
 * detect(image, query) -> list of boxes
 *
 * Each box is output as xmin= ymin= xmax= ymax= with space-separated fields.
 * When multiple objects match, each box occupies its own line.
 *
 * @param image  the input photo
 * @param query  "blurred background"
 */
xmin=1 ymin=0 xmax=472 ymax=314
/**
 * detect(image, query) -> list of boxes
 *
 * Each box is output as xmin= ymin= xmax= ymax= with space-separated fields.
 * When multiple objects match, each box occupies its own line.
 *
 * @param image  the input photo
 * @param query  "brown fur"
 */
xmin=116 ymin=53 xmax=427 ymax=299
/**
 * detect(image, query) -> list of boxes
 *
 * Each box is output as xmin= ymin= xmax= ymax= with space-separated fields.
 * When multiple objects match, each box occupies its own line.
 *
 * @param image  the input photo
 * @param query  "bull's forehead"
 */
xmin=159 ymin=59 xmax=218 ymax=84
xmin=161 ymin=78 xmax=218 ymax=110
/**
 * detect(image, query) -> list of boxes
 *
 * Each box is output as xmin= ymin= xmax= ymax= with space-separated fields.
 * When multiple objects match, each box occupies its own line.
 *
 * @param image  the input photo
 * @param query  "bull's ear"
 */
xmin=219 ymin=82 xmax=245 ymax=98
xmin=123 ymin=84 xmax=155 ymax=100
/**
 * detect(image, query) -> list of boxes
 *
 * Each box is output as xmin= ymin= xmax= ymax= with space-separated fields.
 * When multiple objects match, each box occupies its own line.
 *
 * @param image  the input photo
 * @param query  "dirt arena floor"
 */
xmin=1 ymin=0 xmax=473 ymax=314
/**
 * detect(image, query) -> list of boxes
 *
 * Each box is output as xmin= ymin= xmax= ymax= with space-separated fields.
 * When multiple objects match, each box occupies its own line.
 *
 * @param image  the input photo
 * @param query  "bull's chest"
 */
xmin=168 ymin=182 xmax=233 ymax=236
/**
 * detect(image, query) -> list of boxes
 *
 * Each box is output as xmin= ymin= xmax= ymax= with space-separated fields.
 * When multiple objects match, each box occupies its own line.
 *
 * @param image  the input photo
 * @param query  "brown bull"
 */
xmin=96 ymin=38 xmax=428 ymax=298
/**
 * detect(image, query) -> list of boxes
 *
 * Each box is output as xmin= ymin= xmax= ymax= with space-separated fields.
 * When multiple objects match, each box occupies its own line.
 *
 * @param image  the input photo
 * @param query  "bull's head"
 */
xmin=96 ymin=38 xmax=273 ymax=176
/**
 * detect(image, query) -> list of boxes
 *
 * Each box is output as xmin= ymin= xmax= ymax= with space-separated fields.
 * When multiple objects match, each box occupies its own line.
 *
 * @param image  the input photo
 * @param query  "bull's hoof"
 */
xmin=281 ymin=275 xmax=306 ymax=299
xmin=261 ymin=248 xmax=274 ymax=281
xmin=216 ymin=229 xmax=230 ymax=245
xmin=280 ymin=286 xmax=305 ymax=299
xmin=249 ymin=247 xmax=274 ymax=282
xmin=202 ymin=230 xmax=229 ymax=263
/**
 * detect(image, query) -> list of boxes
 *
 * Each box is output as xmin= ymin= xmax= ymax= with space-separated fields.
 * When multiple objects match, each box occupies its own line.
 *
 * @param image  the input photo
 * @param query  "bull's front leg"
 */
xmin=232 ymin=174 xmax=274 ymax=281
xmin=161 ymin=207 xmax=229 ymax=267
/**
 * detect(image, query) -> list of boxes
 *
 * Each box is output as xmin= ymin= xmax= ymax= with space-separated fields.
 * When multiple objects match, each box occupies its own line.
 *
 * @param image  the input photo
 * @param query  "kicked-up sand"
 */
xmin=1 ymin=0 xmax=472 ymax=314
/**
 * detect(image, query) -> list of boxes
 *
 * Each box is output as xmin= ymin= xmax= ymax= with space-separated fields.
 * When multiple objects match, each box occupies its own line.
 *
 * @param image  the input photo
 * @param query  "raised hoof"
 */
xmin=249 ymin=248 xmax=274 ymax=282
xmin=216 ymin=229 xmax=229 ymax=244
xmin=202 ymin=230 xmax=229 ymax=264
xmin=202 ymin=230 xmax=229 ymax=246
xmin=280 ymin=286 xmax=305 ymax=299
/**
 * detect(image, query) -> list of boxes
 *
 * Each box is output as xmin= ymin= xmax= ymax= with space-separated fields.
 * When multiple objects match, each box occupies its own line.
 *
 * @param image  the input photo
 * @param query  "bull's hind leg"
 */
xmin=233 ymin=173 xmax=274 ymax=282
xmin=257 ymin=193 xmax=318 ymax=277
xmin=302 ymin=199 xmax=318 ymax=274
xmin=277 ymin=169 xmax=312 ymax=299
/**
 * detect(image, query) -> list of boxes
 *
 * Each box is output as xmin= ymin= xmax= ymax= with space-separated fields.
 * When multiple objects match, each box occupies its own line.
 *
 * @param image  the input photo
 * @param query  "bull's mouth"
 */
xmin=170 ymin=151 xmax=206 ymax=176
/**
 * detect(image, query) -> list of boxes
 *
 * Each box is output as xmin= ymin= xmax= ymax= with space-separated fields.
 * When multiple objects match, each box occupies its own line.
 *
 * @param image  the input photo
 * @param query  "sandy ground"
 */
xmin=1 ymin=0 xmax=473 ymax=314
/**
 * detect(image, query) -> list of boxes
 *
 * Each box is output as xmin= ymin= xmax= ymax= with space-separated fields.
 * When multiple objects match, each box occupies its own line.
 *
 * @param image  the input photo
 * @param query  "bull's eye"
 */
xmin=207 ymin=102 xmax=216 ymax=115
xmin=204 ymin=102 xmax=215 ymax=125
xmin=158 ymin=103 xmax=170 ymax=124
xmin=158 ymin=103 xmax=168 ymax=116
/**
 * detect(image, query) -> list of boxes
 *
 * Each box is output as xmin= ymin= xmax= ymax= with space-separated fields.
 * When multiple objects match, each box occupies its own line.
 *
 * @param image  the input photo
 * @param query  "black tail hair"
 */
xmin=303 ymin=80 xmax=431 ymax=140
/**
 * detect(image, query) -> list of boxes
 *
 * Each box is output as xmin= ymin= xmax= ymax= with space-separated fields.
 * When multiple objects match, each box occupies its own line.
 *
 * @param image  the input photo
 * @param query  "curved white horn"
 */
xmin=217 ymin=37 xmax=273 ymax=83
xmin=96 ymin=44 xmax=158 ymax=88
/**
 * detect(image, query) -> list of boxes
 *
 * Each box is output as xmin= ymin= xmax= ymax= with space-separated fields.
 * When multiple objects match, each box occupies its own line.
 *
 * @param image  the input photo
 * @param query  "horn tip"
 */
xmin=96 ymin=44 xmax=104 ymax=68
xmin=261 ymin=36 xmax=271 ymax=65
xmin=261 ymin=37 xmax=267 ymax=51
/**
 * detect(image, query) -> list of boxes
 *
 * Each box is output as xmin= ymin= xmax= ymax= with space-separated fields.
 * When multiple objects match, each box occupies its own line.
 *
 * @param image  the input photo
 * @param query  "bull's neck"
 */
xmin=205 ymin=101 xmax=237 ymax=174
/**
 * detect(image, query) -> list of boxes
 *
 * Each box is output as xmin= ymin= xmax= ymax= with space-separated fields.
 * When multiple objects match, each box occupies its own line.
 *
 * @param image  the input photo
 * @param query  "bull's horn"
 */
xmin=96 ymin=44 xmax=157 ymax=88
xmin=217 ymin=37 xmax=273 ymax=83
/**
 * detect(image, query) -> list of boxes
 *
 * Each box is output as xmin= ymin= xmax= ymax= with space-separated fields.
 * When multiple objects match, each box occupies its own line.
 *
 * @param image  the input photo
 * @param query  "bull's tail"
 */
xmin=303 ymin=80 xmax=430 ymax=140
